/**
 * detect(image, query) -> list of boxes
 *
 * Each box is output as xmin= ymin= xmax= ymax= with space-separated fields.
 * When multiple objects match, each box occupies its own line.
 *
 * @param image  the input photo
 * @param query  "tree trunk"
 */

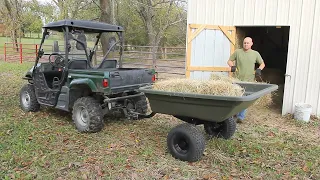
xmin=12 ymin=29 xmax=19 ymax=52
xmin=99 ymin=0 xmax=111 ymax=56
xmin=151 ymin=35 xmax=162 ymax=68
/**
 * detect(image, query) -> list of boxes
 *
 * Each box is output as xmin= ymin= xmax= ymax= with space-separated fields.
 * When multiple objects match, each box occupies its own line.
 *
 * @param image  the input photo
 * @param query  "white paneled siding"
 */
xmin=306 ymin=0 xmax=320 ymax=116
xmin=254 ymin=0 xmax=267 ymax=24
xmin=187 ymin=0 xmax=320 ymax=116
xmin=284 ymin=0 xmax=303 ymax=116
xmin=264 ymin=0 xmax=278 ymax=25
xmin=291 ymin=0 xmax=316 ymax=114
xmin=243 ymin=0 xmax=255 ymax=25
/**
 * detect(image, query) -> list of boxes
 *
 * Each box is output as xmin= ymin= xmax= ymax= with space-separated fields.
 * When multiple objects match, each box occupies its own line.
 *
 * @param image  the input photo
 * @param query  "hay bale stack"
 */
xmin=152 ymin=74 xmax=275 ymax=107
xmin=209 ymin=73 xmax=240 ymax=83
xmin=152 ymin=78 xmax=245 ymax=97
xmin=210 ymin=73 xmax=275 ymax=107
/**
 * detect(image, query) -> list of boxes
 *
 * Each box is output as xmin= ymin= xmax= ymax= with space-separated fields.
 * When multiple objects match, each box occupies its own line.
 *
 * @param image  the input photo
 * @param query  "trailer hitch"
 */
xmin=122 ymin=108 xmax=156 ymax=120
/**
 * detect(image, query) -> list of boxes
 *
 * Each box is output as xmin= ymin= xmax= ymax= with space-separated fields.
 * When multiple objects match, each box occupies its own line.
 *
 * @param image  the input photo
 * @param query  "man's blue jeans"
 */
xmin=237 ymin=109 xmax=247 ymax=121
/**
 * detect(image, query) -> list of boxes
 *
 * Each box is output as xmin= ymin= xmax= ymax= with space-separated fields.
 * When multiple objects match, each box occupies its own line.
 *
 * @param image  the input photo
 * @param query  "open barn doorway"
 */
xmin=235 ymin=26 xmax=290 ymax=111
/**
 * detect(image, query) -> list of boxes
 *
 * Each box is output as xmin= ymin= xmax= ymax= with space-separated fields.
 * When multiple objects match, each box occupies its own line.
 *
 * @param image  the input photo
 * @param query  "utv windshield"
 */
xmin=39 ymin=29 xmax=94 ymax=61
xmin=38 ymin=28 xmax=122 ymax=68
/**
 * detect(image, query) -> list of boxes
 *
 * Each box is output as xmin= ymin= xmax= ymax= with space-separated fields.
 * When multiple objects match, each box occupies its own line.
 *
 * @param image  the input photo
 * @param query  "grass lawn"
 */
xmin=0 ymin=62 xmax=320 ymax=179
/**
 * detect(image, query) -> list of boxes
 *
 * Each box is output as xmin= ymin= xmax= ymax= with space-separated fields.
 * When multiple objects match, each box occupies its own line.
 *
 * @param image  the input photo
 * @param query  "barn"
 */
xmin=185 ymin=0 xmax=320 ymax=117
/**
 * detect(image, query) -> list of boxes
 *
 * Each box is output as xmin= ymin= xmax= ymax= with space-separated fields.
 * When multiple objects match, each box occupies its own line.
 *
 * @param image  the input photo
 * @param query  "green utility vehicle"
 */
xmin=19 ymin=19 xmax=156 ymax=133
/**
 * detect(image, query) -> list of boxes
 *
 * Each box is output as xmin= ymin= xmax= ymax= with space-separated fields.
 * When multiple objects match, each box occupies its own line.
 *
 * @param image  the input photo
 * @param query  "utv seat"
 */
xmin=68 ymin=60 xmax=88 ymax=69
xmin=97 ymin=59 xmax=117 ymax=69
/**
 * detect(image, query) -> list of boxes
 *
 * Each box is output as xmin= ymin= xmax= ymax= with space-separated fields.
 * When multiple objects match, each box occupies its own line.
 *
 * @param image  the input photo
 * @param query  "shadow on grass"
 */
xmin=39 ymin=106 xmax=154 ymax=128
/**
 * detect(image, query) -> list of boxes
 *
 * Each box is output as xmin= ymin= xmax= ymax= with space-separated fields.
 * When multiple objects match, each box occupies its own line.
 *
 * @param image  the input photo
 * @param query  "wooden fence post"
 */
xmin=35 ymin=44 xmax=38 ymax=59
xmin=4 ymin=43 xmax=6 ymax=62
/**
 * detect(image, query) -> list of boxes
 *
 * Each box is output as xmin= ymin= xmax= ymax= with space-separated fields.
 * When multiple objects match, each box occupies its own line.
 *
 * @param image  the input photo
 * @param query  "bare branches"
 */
xmin=92 ymin=0 xmax=103 ymax=11
xmin=152 ymin=0 xmax=173 ymax=7
xmin=124 ymin=0 xmax=186 ymax=62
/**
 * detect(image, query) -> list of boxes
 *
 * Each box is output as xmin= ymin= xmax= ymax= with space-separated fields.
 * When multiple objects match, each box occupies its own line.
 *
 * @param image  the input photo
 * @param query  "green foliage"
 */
xmin=1 ymin=0 xmax=187 ymax=47
xmin=116 ymin=0 xmax=148 ymax=45
xmin=115 ymin=0 xmax=187 ymax=46
xmin=21 ymin=1 xmax=44 ymax=33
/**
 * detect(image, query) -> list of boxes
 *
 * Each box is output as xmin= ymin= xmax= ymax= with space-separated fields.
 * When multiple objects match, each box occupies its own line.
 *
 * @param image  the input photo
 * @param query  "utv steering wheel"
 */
xmin=49 ymin=53 xmax=65 ymax=68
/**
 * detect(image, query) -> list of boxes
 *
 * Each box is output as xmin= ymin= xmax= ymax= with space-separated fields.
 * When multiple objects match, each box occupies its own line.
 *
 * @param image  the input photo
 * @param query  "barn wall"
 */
xmin=187 ymin=0 xmax=320 ymax=116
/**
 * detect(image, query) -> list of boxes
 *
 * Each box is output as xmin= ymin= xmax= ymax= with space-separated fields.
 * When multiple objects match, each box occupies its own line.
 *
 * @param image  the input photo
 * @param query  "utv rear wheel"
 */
xmin=72 ymin=97 xmax=104 ymax=133
xmin=167 ymin=123 xmax=205 ymax=162
xmin=204 ymin=118 xmax=236 ymax=139
xmin=19 ymin=84 xmax=40 ymax=112
xmin=134 ymin=95 xmax=148 ymax=114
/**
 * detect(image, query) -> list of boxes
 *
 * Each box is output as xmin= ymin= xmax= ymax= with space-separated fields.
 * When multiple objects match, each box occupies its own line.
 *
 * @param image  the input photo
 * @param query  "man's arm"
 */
xmin=258 ymin=61 xmax=265 ymax=70
xmin=255 ymin=52 xmax=265 ymax=75
xmin=228 ymin=50 xmax=237 ymax=72
xmin=256 ymin=52 xmax=265 ymax=70
xmin=227 ymin=60 xmax=234 ymax=67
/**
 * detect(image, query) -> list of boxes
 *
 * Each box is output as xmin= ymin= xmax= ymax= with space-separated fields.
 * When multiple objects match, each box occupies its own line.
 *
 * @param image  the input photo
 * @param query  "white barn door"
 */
xmin=186 ymin=24 xmax=236 ymax=79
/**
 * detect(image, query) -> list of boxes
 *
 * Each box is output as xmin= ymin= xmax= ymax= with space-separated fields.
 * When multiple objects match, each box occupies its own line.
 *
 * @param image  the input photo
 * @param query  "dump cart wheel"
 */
xmin=204 ymin=118 xmax=236 ymax=139
xmin=167 ymin=123 xmax=205 ymax=162
xmin=134 ymin=95 xmax=148 ymax=114
xmin=19 ymin=84 xmax=40 ymax=112
xmin=72 ymin=97 xmax=104 ymax=133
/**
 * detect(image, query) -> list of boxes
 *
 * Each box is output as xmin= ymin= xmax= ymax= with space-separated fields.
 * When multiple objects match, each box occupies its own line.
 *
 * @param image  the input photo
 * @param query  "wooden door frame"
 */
xmin=186 ymin=24 xmax=236 ymax=78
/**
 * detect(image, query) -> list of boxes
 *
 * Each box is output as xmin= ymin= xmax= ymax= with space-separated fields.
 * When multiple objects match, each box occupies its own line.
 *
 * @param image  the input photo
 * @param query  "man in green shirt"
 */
xmin=227 ymin=37 xmax=265 ymax=123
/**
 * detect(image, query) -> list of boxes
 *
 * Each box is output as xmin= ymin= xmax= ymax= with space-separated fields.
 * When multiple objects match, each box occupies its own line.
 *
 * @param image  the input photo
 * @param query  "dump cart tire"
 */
xmin=167 ymin=123 xmax=205 ymax=162
xmin=19 ymin=84 xmax=40 ymax=112
xmin=204 ymin=118 xmax=236 ymax=139
xmin=134 ymin=95 xmax=148 ymax=114
xmin=72 ymin=97 xmax=104 ymax=133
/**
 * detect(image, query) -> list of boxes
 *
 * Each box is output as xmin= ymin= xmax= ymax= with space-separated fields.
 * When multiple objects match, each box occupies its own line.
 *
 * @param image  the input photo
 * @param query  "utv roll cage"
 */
xmin=36 ymin=19 xmax=125 ymax=69
xmin=34 ymin=19 xmax=125 ymax=87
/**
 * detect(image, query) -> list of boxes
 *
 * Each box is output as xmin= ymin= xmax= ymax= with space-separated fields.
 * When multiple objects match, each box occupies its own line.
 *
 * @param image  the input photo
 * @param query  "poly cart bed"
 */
xmin=138 ymin=82 xmax=278 ymax=162
xmin=139 ymin=82 xmax=278 ymax=122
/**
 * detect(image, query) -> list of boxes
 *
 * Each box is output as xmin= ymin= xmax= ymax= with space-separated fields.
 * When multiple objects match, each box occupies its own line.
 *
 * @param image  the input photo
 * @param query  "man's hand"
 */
xmin=255 ymin=68 xmax=262 ymax=76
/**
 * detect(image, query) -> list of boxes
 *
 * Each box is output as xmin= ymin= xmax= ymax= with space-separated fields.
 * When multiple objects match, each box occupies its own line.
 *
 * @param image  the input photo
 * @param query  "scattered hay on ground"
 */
xmin=152 ymin=78 xmax=245 ymax=97
xmin=252 ymin=92 xmax=274 ymax=107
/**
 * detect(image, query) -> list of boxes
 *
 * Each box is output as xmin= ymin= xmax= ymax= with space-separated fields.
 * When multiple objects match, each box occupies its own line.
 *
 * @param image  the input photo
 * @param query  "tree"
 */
xmin=21 ymin=0 xmax=44 ymax=35
xmin=135 ymin=0 xmax=186 ymax=66
xmin=98 ymin=0 xmax=112 ymax=55
xmin=0 ymin=0 xmax=24 ymax=50
xmin=116 ymin=0 xmax=148 ymax=46
xmin=0 ymin=0 xmax=45 ymax=41
xmin=52 ymin=0 xmax=95 ymax=20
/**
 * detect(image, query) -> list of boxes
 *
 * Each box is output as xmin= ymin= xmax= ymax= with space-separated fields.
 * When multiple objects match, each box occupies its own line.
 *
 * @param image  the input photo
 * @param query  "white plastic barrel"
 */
xmin=294 ymin=103 xmax=312 ymax=122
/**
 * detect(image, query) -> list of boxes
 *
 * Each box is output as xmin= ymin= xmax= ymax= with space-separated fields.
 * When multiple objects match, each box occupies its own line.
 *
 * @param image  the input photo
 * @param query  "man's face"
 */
xmin=243 ymin=38 xmax=253 ymax=50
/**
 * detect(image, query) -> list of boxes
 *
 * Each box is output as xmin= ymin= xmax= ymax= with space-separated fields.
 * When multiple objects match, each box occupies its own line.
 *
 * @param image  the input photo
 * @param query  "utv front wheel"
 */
xmin=72 ymin=97 xmax=104 ymax=133
xmin=19 ymin=84 xmax=40 ymax=112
